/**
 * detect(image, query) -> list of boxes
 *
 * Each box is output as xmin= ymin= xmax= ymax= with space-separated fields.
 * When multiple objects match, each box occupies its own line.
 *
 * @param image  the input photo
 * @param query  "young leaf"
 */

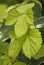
xmin=16 ymin=3 xmax=35 ymax=13
xmin=5 ymin=9 xmax=21 ymax=25
xmin=0 ymin=4 xmax=7 ymax=22
xmin=5 ymin=3 xmax=35 ymax=26
xmin=13 ymin=62 xmax=26 ymax=65
xmin=23 ymin=29 xmax=42 ymax=59
xmin=8 ymin=40 xmax=22 ymax=58
xmin=15 ymin=15 xmax=28 ymax=38
xmin=26 ymin=8 xmax=34 ymax=24
xmin=33 ymin=44 xmax=44 ymax=59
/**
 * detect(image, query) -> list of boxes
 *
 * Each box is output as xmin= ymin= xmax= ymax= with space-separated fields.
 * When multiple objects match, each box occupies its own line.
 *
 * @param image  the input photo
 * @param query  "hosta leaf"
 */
xmin=5 ymin=9 xmax=21 ymax=25
xmin=0 ymin=55 xmax=12 ymax=65
xmin=0 ymin=4 xmax=7 ymax=22
xmin=16 ymin=3 xmax=35 ymax=13
xmin=23 ymin=29 xmax=42 ymax=59
xmin=0 ymin=42 xmax=9 ymax=55
xmin=8 ymin=40 xmax=22 ymax=58
xmin=0 ymin=25 xmax=13 ymax=41
xmin=33 ymin=44 xmax=44 ymax=59
xmin=13 ymin=62 xmax=26 ymax=65
xmin=15 ymin=15 xmax=28 ymax=37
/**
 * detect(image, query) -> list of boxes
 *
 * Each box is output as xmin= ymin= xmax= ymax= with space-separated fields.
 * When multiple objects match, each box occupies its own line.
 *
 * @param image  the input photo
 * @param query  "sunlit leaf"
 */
xmin=16 ymin=3 xmax=35 ymax=13
xmin=15 ymin=15 xmax=28 ymax=38
xmin=23 ymin=29 xmax=42 ymax=59
xmin=5 ymin=9 xmax=21 ymax=25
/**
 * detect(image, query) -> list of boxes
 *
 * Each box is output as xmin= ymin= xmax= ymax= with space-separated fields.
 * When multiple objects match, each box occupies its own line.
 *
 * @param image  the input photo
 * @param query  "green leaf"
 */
xmin=5 ymin=3 xmax=35 ymax=26
xmin=8 ymin=28 xmax=15 ymax=39
xmin=0 ymin=55 xmax=12 ymax=65
xmin=0 ymin=42 xmax=9 ymax=55
xmin=5 ymin=9 xmax=21 ymax=25
xmin=0 ymin=4 xmax=7 ymax=22
xmin=13 ymin=62 xmax=26 ymax=65
xmin=33 ymin=44 xmax=44 ymax=59
xmin=15 ymin=14 xmax=28 ymax=38
xmin=26 ymin=8 xmax=34 ymax=24
xmin=8 ymin=40 xmax=22 ymax=58
xmin=16 ymin=3 xmax=35 ymax=13
xmin=23 ymin=29 xmax=42 ymax=59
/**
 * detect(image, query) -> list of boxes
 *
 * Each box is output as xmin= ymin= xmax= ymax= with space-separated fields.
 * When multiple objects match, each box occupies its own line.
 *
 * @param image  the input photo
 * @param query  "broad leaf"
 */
xmin=23 ymin=29 xmax=42 ymax=59
xmin=15 ymin=15 xmax=28 ymax=38
xmin=8 ymin=40 xmax=22 ymax=58
xmin=33 ymin=44 xmax=44 ymax=59
xmin=13 ymin=62 xmax=26 ymax=65
xmin=0 ymin=25 xmax=13 ymax=41
xmin=0 ymin=4 xmax=7 ymax=22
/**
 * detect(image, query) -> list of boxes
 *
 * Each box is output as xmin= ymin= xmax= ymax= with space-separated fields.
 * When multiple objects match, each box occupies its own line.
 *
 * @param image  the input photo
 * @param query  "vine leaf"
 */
xmin=23 ymin=29 xmax=42 ymax=59
xmin=33 ymin=44 xmax=44 ymax=59
xmin=0 ymin=4 xmax=7 ymax=22
xmin=13 ymin=62 xmax=26 ymax=65
xmin=15 ymin=15 xmax=28 ymax=38
xmin=8 ymin=40 xmax=22 ymax=58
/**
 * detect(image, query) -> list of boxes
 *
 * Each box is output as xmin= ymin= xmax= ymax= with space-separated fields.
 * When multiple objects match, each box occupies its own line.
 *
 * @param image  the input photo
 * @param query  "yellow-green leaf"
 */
xmin=15 ymin=15 xmax=28 ymax=38
xmin=5 ymin=9 xmax=21 ymax=25
xmin=16 ymin=3 xmax=35 ymax=13
xmin=0 ymin=4 xmax=7 ymax=22
xmin=23 ymin=29 xmax=42 ymax=59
